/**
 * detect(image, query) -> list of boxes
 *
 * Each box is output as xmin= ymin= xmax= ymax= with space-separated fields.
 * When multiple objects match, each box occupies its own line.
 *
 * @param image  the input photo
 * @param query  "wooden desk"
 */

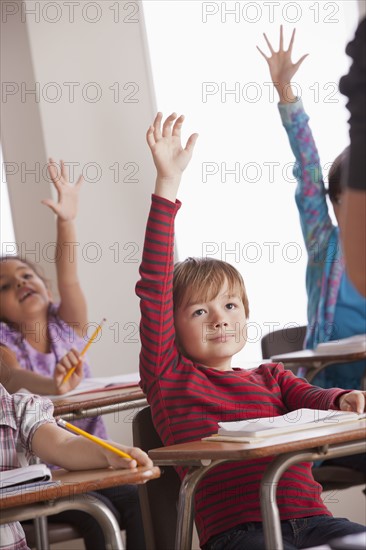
xmin=0 ymin=466 xmax=160 ymax=550
xmin=52 ymin=386 xmax=147 ymax=420
xmin=270 ymin=349 xmax=366 ymax=386
xmin=149 ymin=420 xmax=366 ymax=550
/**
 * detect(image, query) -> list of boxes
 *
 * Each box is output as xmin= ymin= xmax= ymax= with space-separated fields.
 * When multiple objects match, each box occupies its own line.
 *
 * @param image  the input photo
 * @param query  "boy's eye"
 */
xmin=23 ymin=273 xmax=33 ymax=280
xmin=193 ymin=309 xmax=205 ymax=317
xmin=225 ymin=303 xmax=236 ymax=310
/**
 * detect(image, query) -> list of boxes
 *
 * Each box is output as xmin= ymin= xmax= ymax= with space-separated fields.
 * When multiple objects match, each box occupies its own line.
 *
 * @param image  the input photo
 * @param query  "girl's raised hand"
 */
xmin=43 ymin=158 xmax=84 ymax=222
xmin=147 ymin=113 xmax=198 ymax=201
xmin=257 ymin=26 xmax=308 ymax=93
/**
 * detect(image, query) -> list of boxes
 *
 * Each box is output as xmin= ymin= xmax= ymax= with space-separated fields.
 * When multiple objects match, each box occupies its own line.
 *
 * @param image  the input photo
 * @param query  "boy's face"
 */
xmin=174 ymin=281 xmax=247 ymax=371
xmin=0 ymin=259 xmax=51 ymax=324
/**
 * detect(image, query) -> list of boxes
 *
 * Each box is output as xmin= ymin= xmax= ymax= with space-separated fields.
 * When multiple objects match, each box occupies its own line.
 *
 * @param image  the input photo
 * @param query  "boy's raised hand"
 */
xmin=43 ymin=158 xmax=84 ymax=221
xmin=257 ymin=26 xmax=308 ymax=103
xmin=147 ymin=112 xmax=198 ymax=202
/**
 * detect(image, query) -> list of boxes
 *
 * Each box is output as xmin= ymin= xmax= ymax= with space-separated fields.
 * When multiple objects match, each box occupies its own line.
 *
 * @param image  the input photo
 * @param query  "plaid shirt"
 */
xmin=0 ymin=385 xmax=55 ymax=549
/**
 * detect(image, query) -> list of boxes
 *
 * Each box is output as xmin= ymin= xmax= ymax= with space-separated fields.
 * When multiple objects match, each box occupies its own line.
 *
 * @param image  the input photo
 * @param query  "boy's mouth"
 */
xmin=209 ymin=333 xmax=235 ymax=343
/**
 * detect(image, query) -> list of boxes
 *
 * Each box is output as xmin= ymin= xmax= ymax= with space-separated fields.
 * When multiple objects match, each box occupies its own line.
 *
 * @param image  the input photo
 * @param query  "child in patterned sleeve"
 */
xmin=257 ymin=25 xmax=366 ymax=391
xmin=258 ymin=26 xmax=366 ymax=477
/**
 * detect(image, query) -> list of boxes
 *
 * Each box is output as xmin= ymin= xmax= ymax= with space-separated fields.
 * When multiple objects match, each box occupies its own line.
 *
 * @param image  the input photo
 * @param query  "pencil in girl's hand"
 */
xmin=61 ymin=318 xmax=106 ymax=385
xmin=56 ymin=418 xmax=135 ymax=462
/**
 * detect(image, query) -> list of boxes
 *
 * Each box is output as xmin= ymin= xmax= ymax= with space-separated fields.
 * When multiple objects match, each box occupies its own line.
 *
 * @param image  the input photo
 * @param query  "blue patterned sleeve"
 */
xmin=278 ymin=99 xmax=335 ymax=262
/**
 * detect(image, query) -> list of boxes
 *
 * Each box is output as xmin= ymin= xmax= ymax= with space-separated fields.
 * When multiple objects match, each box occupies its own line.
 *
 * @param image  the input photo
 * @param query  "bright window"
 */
xmin=0 ymin=146 xmax=16 ymax=254
xmin=142 ymin=1 xmax=359 ymax=363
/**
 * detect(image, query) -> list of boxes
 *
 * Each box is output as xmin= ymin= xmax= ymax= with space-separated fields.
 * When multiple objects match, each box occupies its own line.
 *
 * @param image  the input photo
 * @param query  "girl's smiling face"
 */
xmin=0 ymin=259 xmax=51 ymax=325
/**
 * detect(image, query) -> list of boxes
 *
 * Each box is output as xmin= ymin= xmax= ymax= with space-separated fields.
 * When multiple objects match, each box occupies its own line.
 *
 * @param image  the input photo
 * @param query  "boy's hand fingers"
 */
xmin=185 ymin=133 xmax=199 ymax=155
xmin=162 ymin=112 xmax=178 ymax=137
xmin=355 ymin=392 xmax=365 ymax=413
xmin=172 ymin=115 xmax=185 ymax=137
xmin=146 ymin=125 xmax=156 ymax=147
xmin=153 ymin=112 xmax=163 ymax=139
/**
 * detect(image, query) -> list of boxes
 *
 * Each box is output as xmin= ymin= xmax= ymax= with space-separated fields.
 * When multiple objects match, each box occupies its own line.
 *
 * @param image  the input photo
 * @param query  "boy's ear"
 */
xmin=47 ymin=289 xmax=53 ymax=301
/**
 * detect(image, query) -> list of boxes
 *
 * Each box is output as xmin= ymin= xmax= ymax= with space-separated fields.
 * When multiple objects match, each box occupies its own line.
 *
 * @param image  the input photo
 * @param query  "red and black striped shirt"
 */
xmin=136 ymin=194 xmax=347 ymax=546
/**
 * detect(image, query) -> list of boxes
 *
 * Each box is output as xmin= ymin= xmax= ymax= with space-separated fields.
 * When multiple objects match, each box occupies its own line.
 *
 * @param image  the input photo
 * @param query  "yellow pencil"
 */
xmin=61 ymin=318 xmax=106 ymax=385
xmin=57 ymin=418 xmax=135 ymax=461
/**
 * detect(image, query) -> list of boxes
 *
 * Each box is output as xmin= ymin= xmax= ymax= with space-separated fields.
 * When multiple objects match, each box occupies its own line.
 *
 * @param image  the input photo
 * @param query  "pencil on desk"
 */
xmin=57 ymin=418 xmax=135 ymax=462
xmin=61 ymin=318 xmax=106 ymax=385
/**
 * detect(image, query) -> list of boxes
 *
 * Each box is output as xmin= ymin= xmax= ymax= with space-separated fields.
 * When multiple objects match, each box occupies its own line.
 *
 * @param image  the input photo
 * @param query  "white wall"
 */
xmin=1 ymin=0 xmax=157 ymax=443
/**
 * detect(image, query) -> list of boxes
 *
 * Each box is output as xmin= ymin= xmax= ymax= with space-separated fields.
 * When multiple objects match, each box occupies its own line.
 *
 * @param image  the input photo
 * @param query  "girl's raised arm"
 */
xmin=43 ymin=159 xmax=87 ymax=335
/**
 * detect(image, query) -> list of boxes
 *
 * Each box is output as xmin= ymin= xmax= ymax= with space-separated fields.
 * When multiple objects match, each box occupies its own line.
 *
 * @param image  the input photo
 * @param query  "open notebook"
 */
xmin=0 ymin=463 xmax=59 ymax=495
xmin=203 ymin=408 xmax=366 ymax=442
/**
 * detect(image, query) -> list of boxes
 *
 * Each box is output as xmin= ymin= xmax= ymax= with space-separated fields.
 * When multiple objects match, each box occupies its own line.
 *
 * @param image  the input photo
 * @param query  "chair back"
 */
xmin=261 ymin=325 xmax=307 ymax=359
xmin=133 ymin=406 xmax=181 ymax=550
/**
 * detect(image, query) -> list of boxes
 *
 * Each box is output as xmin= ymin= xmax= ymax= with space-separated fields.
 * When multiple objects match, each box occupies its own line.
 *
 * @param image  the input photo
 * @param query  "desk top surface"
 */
xmin=149 ymin=419 xmax=366 ymax=463
xmin=52 ymin=385 xmax=145 ymax=416
xmin=0 ymin=466 xmax=160 ymax=510
xmin=271 ymin=349 xmax=366 ymax=365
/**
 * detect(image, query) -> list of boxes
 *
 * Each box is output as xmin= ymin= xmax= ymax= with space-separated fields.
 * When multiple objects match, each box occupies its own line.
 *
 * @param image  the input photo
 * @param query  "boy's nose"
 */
xmin=213 ymin=320 xmax=228 ymax=328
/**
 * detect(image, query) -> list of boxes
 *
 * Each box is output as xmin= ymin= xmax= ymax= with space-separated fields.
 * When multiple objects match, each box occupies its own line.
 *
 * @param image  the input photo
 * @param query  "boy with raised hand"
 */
xmin=136 ymin=112 xmax=366 ymax=549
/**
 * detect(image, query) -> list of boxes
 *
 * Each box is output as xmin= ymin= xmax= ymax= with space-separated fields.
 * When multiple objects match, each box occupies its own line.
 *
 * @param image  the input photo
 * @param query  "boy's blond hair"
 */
xmin=173 ymin=257 xmax=249 ymax=317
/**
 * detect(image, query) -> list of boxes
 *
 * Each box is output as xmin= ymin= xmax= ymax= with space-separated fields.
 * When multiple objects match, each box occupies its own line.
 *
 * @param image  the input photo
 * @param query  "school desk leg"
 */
xmin=175 ymin=460 xmax=227 ymax=550
xmin=260 ymin=441 xmax=365 ymax=550
xmin=0 ymin=496 xmax=125 ymax=550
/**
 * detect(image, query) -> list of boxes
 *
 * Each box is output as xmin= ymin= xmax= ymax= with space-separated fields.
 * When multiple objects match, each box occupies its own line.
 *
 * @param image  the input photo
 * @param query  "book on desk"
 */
xmin=202 ymin=408 xmax=366 ymax=442
xmin=0 ymin=463 xmax=60 ymax=495
xmin=314 ymin=334 xmax=366 ymax=355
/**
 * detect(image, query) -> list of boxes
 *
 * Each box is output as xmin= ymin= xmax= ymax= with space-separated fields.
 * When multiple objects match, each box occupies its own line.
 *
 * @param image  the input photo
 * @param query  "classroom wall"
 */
xmin=1 ymin=0 xmax=157 ymax=443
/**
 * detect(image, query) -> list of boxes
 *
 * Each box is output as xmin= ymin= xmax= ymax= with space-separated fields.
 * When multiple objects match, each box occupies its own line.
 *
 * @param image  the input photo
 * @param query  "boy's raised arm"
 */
xmin=136 ymin=113 xmax=197 ymax=390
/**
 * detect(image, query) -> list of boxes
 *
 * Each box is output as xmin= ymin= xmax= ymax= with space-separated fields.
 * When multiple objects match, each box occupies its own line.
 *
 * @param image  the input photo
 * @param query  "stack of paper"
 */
xmin=203 ymin=409 xmax=366 ymax=442
xmin=314 ymin=334 xmax=366 ymax=355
